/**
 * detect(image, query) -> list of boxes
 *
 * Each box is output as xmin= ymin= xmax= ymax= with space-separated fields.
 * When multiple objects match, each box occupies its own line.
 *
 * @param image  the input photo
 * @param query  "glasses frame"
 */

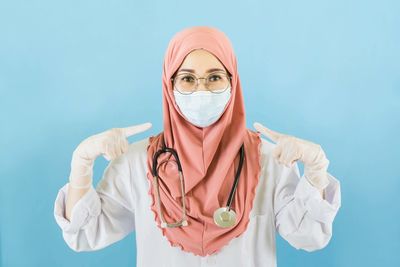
xmin=171 ymin=71 xmax=233 ymax=95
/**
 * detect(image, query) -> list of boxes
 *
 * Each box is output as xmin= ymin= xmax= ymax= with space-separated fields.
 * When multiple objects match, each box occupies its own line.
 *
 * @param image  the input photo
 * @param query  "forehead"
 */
xmin=177 ymin=49 xmax=226 ymax=74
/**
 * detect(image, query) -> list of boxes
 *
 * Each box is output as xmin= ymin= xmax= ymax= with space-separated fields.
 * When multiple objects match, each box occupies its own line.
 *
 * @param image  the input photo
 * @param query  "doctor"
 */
xmin=54 ymin=26 xmax=341 ymax=267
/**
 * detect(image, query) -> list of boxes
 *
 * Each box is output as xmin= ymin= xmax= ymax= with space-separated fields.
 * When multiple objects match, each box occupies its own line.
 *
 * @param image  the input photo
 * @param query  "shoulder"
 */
xmin=244 ymin=128 xmax=279 ymax=176
xmin=245 ymin=128 xmax=276 ymax=156
xmin=126 ymin=137 xmax=151 ymax=155
xmin=258 ymin=135 xmax=302 ymax=184
xmin=106 ymin=136 xmax=151 ymax=173
xmin=120 ymin=136 xmax=151 ymax=166
xmin=260 ymin=137 xmax=276 ymax=157
xmin=100 ymin=137 xmax=151 ymax=190
xmin=258 ymin=137 xmax=279 ymax=176
xmin=120 ymin=133 xmax=277 ymax=166
xmin=246 ymin=128 xmax=276 ymax=166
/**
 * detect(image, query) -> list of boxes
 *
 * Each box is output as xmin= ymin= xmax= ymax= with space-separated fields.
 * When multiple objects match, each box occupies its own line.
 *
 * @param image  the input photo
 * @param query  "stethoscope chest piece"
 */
xmin=213 ymin=207 xmax=237 ymax=228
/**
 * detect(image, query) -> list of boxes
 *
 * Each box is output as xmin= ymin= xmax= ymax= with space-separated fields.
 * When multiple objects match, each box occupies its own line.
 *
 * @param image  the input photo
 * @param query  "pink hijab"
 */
xmin=146 ymin=26 xmax=261 ymax=256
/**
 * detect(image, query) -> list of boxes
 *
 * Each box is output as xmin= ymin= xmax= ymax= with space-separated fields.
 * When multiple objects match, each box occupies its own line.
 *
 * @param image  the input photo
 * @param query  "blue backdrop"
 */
xmin=1 ymin=0 xmax=399 ymax=266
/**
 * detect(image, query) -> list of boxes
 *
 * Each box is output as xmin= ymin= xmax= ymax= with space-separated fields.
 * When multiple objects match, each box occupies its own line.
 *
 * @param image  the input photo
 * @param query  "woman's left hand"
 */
xmin=253 ymin=122 xmax=330 ymax=190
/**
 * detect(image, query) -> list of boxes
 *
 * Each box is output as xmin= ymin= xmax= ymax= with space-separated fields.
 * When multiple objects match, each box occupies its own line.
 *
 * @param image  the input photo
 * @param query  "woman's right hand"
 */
xmin=68 ymin=122 xmax=152 ymax=189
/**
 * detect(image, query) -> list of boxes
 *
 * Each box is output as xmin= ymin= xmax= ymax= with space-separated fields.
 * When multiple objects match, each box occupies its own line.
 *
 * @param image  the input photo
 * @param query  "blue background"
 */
xmin=1 ymin=0 xmax=399 ymax=266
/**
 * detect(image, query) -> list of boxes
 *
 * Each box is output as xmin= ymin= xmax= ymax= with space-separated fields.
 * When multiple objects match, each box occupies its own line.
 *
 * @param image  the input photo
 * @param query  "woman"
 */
xmin=54 ymin=26 xmax=341 ymax=267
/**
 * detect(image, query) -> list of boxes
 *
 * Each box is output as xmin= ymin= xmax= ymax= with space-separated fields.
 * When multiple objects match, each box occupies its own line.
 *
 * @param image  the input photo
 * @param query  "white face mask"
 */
xmin=173 ymin=88 xmax=231 ymax=128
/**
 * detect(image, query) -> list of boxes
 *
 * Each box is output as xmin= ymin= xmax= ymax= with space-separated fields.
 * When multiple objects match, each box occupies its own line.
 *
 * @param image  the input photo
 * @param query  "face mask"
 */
xmin=173 ymin=88 xmax=231 ymax=128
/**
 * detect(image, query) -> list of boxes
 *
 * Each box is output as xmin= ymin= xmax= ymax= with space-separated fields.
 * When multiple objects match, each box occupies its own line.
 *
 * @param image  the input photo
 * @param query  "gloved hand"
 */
xmin=253 ymin=122 xmax=330 ymax=190
xmin=69 ymin=122 xmax=152 ymax=189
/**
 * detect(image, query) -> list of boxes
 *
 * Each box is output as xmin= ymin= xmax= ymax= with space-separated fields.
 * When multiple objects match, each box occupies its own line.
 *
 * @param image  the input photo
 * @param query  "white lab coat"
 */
xmin=54 ymin=136 xmax=341 ymax=267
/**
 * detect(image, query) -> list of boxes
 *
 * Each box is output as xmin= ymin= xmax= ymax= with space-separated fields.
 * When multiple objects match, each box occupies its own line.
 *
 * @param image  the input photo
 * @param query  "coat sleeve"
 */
xmin=273 ymin=159 xmax=341 ymax=252
xmin=53 ymin=153 xmax=136 ymax=252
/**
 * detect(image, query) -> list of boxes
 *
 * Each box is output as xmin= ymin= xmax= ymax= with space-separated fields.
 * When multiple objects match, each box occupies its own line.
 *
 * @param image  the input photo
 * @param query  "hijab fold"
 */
xmin=146 ymin=26 xmax=262 ymax=256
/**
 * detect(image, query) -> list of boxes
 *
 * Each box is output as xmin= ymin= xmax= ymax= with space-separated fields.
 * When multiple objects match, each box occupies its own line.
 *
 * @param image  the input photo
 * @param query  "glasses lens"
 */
xmin=174 ymin=74 xmax=197 ymax=94
xmin=173 ymin=72 xmax=231 ymax=94
xmin=206 ymin=72 xmax=230 ymax=93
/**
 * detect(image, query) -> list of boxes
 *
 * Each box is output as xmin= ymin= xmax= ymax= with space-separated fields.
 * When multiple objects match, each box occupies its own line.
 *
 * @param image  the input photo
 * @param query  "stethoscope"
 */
xmin=152 ymin=140 xmax=245 ymax=228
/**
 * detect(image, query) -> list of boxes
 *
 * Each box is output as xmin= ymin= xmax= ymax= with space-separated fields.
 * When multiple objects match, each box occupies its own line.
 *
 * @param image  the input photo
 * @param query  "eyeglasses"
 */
xmin=171 ymin=71 xmax=232 ymax=95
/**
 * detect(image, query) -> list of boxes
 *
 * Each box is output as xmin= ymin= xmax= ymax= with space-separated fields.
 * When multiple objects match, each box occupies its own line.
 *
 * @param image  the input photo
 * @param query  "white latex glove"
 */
xmin=69 ymin=122 xmax=152 ymax=189
xmin=253 ymin=122 xmax=330 ymax=190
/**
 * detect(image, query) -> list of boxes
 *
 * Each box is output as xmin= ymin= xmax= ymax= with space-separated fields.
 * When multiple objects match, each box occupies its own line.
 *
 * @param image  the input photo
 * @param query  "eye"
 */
xmin=180 ymin=75 xmax=195 ymax=83
xmin=208 ymin=74 xmax=222 ymax=82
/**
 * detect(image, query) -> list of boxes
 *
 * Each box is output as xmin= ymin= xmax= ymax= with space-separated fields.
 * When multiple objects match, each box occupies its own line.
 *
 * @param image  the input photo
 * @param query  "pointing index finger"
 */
xmin=253 ymin=122 xmax=283 ymax=143
xmin=122 ymin=122 xmax=152 ymax=137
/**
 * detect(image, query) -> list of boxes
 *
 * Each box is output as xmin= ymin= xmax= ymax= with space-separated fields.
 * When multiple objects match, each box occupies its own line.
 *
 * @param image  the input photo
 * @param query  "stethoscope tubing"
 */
xmin=151 ymin=139 xmax=245 ymax=228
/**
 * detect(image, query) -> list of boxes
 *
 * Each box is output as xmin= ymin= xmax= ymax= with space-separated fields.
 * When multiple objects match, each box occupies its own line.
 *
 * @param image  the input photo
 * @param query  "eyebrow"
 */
xmin=177 ymin=68 xmax=226 ymax=74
